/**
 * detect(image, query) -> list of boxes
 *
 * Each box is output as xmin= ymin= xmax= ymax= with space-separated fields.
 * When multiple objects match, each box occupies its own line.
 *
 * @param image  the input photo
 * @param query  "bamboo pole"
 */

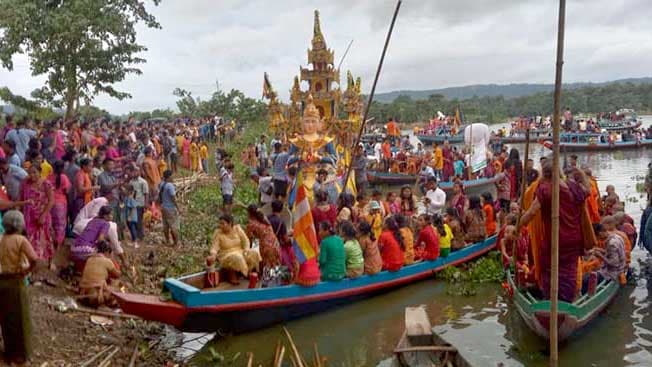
xmin=342 ymin=0 xmax=402 ymax=190
xmin=550 ymin=0 xmax=567 ymax=366
xmin=513 ymin=128 xmax=530 ymax=272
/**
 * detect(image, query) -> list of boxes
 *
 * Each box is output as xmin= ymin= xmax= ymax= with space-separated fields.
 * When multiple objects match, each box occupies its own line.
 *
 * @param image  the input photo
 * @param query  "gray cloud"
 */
xmin=0 ymin=0 xmax=650 ymax=114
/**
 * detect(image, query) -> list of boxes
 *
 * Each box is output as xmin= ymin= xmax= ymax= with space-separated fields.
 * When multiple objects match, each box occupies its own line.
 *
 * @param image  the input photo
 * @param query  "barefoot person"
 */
xmin=0 ymin=210 xmax=39 ymax=364
xmin=158 ymin=170 xmax=179 ymax=246
xmin=79 ymin=240 xmax=121 ymax=308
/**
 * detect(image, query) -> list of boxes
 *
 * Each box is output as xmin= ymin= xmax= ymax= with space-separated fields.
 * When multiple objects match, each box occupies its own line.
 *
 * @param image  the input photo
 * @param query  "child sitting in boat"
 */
xmin=500 ymin=225 xmax=530 ymax=286
xmin=582 ymin=223 xmax=626 ymax=294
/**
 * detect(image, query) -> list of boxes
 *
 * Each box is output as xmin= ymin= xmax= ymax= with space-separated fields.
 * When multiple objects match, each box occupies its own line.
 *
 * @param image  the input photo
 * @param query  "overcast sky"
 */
xmin=1 ymin=0 xmax=650 ymax=114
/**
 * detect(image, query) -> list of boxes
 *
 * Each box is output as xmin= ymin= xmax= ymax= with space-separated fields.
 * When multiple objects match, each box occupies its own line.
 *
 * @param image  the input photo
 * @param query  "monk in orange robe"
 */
xmin=583 ymin=168 xmax=601 ymax=223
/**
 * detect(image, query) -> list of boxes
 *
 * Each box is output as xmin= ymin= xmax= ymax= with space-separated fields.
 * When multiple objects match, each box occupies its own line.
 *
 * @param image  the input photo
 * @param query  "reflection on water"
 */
xmin=194 ymin=118 xmax=652 ymax=366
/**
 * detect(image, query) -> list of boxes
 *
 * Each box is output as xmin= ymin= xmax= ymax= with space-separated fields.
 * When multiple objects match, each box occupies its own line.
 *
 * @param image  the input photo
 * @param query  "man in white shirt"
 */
xmin=424 ymin=178 xmax=446 ymax=215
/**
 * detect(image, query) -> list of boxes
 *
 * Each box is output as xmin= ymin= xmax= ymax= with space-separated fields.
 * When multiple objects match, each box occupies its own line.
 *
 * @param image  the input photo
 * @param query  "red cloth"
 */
xmin=381 ymin=143 xmax=392 ymax=159
xmin=379 ymin=230 xmax=404 ymax=272
xmin=415 ymin=225 xmax=440 ymax=261
xmin=537 ymin=180 xmax=587 ymax=302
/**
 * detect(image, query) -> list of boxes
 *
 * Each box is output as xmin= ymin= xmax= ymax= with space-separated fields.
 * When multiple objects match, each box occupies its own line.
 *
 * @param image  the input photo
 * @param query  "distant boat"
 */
xmin=367 ymin=171 xmax=498 ymax=191
xmin=540 ymin=132 xmax=652 ymax=152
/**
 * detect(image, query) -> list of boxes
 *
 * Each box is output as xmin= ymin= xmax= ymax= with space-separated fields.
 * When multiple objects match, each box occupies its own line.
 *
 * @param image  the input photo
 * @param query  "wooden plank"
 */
xmin=394 ymin=345 xmax=457 ymax=353
xmin=405 ymin=306 xmax=432 ymax=345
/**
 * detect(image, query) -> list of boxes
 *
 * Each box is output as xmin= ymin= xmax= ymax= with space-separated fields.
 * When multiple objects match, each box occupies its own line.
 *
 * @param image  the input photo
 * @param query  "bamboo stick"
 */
xmin=79 ymin=345 xmax=113 ymax=367
xmin=283 ymin=327 xmax=305 ymax=367
xmin=342 ymin=0 xmax=402 ymax=190
xmin=74 ymin=306 xmax=142 ymax=320
xmin=313 ymin=342 xmax=321 ymax=367
xmin=550 ymin=0 xmax=567 ymax=366
xmin=513 ymin=128 xmax=531 ymax=272
xmin=97 ymin=346 xmax=120 ymax=367
xmin=276 ymin=346 xmax=286 ymax=367
xmin=246 ymin=352 xmax=253 ymax=367
xmin=127 ymin=343 xmax=140 ymax=367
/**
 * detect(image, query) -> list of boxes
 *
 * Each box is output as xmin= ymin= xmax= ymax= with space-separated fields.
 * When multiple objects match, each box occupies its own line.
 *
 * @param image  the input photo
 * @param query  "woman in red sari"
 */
xmin=521 ymin=160 xmax=591 ymax=302
xmin=20 ymin=164 xmax=55 ymax=266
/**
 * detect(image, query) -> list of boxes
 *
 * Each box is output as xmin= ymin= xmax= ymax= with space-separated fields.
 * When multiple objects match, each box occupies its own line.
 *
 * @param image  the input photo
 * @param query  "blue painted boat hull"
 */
xmin=115 ymin=237 xmax=497 ymax=333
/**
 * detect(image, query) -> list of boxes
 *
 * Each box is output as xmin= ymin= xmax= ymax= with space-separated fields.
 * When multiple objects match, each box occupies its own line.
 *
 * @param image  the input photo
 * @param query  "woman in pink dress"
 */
xmin=47 ymin=160 xmax=71 ymax=250
xmin=20 ymin=164 xmax=55 ymax=265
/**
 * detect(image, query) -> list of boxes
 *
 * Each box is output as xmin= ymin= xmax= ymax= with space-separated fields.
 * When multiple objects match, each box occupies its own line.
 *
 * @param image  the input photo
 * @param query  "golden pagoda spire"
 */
xmin=312 ymin=10 xmax=326 ymax=50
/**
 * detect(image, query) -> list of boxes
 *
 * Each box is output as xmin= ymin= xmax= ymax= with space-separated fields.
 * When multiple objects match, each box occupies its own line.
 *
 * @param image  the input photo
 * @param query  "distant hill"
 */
xmin=374 ymin=77 xmax=652 ymax=103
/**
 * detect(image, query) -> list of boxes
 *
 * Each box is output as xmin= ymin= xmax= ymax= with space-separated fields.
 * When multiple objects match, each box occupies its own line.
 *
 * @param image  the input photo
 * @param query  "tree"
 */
xmin=0 ymin=0 xmax=161 ymax=119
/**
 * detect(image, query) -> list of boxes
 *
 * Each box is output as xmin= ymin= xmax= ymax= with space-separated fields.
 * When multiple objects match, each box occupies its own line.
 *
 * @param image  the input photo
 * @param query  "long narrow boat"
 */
xmin=367 ymin=171 xmax=498 ymax=191
xmin=416 ymin=133 xmax=464 ymax=145
xmin=507 ymin=271 xmax=620 ymax=342
xmin=115 ymin=236 xmax=497 ymax=333
xmin=541 ymin=137 xmax=652 ymax=152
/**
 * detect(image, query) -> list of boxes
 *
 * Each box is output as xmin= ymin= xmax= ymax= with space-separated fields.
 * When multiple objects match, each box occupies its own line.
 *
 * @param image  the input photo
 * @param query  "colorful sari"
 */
xmin=20 ymin=179 xmax=54 ymax=260
xmin=182 ymin=138 xmax=191 ymax=168
xmin=47 ymin=174 xmax=71 ymax=246
xmin=246 ymin=219 xmax=282 ymax=274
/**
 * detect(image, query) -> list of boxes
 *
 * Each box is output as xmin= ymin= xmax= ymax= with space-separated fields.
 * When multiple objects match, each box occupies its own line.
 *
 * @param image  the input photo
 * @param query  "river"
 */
xmin=191 ymin=117 xmax=652 ymax=367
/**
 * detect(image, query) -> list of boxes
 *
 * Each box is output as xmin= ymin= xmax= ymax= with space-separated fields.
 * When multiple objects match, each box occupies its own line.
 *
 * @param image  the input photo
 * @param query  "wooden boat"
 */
xmin=507 ymin=271 xmax=620 ymax=342
xmin=540 ymin=132 xmax=652 ymax=152
xmin=115 ymin=236 xmax=497 ymax=333
xmin=387 ymin=307 xmax=473 ymax=367
xmin=366 ymin=171 xmax=498 ymax=191
xmin=416 ymin=133 xmax=464 ymax=145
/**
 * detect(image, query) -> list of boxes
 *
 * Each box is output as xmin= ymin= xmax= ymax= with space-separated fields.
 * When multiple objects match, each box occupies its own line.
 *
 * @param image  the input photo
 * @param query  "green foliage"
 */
xmin=0 ymin=87 xmax=59 ymax=120
xmin=202 ymin=348 xmax=240 ymax=366
xmin=172 ymin=84 xmax=267 ymax=123
xmin=368 ymin=82 xmax=652 ymax=123
xmin=127 ymin=108 xmax=177 ymax=122
xmin=0 ymin=0 xmax=162 ymax=118
xmin=77 ymin=104 xmax=110 ymax=121
xmin=438 ymin=251 xmax=504 ymax=284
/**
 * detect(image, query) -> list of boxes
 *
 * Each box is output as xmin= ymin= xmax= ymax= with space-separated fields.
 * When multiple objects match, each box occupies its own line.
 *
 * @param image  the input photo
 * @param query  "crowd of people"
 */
xmin=1 ymin=110 xmax=650 ymax=363
xmin=219 ymin=130 xmax=648 ymax=307
xmin=0 ymin=114 xmax=237 ymax=363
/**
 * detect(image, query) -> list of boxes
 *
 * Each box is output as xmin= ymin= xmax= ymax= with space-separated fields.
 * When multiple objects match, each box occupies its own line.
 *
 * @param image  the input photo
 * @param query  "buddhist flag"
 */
xmin=454 ymin=107 xmax=462 ymax=127
xmin=292 ymin=174 xmax=319 ymax=264
xmin=263 ymin=72 xmax=272 ymax=99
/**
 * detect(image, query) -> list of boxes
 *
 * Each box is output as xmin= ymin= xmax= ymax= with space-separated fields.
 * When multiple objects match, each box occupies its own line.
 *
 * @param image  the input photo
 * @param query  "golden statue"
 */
xmin=288 ymin=94 xmax=338 ymax=202
xmin=262 ymin=72 xmax=287 ymax=137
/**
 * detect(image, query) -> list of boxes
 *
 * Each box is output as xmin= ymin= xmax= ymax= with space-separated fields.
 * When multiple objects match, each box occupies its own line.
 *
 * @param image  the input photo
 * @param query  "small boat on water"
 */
xmin=115 ymin=237 xmax=497 ymax=333
xmin=507 ymin=271 xmax=620 ymax=342
xmin=382 ymin=307 xmax=474 ymax=367
xmin=540 ymin=132 xmax=652 ymax=152
xmin=367 ymin=171 xmax=498 ymax=191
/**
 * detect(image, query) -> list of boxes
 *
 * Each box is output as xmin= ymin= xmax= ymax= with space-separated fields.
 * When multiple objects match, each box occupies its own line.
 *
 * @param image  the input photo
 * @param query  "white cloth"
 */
xmin=425 ymin=187 xmax=446 ymax=215
xmin=73 ymin=197 xmax=123 ymax=255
